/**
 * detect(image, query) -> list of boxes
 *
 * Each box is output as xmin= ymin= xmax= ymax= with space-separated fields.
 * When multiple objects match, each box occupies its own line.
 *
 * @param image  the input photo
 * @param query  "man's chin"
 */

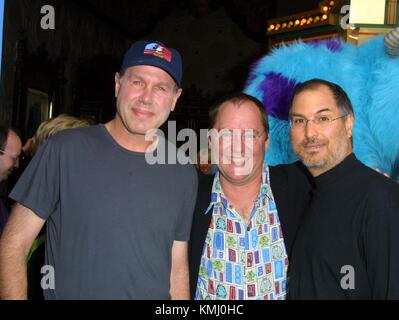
xmin=302 ymin=157 xmax=328 ymax=170
xmin=127 ymin=127 xmax=156 ymax=136
xmin=221 ymin=165 xmax=253 ymax=179
xmin=223 ymin=173 xmax=251 ymax=184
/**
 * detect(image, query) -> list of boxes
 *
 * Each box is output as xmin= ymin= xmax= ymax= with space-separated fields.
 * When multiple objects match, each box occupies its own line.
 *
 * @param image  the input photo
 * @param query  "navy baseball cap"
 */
xmin=120 ymin=40 xmax=182 ymax=87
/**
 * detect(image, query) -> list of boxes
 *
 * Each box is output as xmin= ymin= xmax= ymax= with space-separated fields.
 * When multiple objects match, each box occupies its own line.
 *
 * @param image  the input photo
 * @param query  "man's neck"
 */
xmin=219 ymin=174 xmax=262 ymax=222
xmin=105 ymin=119 xmax=157 ymax=153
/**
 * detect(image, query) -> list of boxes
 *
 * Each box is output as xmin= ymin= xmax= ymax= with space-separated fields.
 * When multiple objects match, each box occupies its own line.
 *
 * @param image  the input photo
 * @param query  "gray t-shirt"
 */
xmin=10 ymin=124 xmax=198 ymax=299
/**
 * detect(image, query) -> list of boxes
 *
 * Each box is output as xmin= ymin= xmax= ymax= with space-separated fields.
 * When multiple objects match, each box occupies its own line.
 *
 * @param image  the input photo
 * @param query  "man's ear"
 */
xmin=264 ymin=133 xmax=270 ymax=152
xmin=345 ymin=113 xmax=355 ymax=138
xmin=115 ymin=72 xmax=122 ymax=98
xmin=170 ymin=88 xmax=183 ymax=112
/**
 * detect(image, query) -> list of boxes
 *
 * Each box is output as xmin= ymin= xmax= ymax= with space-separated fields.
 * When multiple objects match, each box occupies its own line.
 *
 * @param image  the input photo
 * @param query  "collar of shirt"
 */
xmin=204 ymin=160 xmax=274 ymax=215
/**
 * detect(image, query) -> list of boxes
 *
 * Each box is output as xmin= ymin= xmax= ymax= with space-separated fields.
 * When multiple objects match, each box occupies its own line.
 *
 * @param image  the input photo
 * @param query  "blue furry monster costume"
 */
xmin=244 ymin=27 xmax=399 ymax=181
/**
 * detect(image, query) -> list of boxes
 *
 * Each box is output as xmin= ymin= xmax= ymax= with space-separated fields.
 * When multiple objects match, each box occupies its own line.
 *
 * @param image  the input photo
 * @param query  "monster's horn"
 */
xmin=384 ymin=26 xmax=399 ymax=57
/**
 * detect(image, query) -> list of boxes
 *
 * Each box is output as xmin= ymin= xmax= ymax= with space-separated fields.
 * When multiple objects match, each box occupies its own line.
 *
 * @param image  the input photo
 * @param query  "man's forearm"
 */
xmin=0 ymin=235 xmax=29 ymax=299
xmin=170 ymin=264 xmax=190 ymax=300
xmin=170 ymin=240 xmax=190 ymax=300
xmin=0 ymin=204 xmax=45 ymax=300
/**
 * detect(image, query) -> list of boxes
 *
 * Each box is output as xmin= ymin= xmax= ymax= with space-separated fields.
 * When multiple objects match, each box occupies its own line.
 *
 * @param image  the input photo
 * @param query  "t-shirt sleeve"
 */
xmin=364 ymin=184 xmax=399 ymax=299
xmin=9 ymin=137 xmax=61 ymax=220
xmin=174 ymin=165 xmax=198 ymax=241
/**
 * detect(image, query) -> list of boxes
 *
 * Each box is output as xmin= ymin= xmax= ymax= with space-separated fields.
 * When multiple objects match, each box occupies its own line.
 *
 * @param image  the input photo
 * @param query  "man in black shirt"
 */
xmin=287 ymin=79 xmax=399 ymax=299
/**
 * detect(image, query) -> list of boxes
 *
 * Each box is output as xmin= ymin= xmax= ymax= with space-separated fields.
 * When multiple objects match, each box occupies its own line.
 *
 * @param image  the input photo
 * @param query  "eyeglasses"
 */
xmin=289 ymin=114 xmax=348 ymax=129
xmin=216 ymin=129 xmax=266 ymax=142
xmin=0 ymin=149 xmax=22 ymax=163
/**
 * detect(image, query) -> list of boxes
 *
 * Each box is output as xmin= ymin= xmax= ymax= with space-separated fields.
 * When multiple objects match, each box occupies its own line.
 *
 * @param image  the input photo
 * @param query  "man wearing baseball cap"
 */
xmin=0 ymin=41 xmax=197 ymax=300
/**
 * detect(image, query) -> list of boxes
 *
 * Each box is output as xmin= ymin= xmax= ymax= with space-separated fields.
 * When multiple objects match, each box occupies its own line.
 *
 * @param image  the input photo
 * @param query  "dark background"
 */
xmin=0 ymin=0 xmax=322 ymax=139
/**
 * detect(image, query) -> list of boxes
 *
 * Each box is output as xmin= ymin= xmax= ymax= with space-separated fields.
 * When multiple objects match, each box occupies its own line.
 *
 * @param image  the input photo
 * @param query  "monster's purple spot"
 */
xmin=309 ymin=38 xmax=344 ymax=52
xmin=258 ymin=72 xmax=300 ymax=120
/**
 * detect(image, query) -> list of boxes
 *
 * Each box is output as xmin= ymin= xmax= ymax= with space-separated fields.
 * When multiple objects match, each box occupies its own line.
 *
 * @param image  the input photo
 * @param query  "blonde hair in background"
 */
xmin=31 ymin=114 xmax=90 ymax=155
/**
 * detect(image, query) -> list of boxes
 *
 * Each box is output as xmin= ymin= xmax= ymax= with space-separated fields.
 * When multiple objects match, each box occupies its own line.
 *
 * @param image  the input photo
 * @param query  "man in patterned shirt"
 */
xmin=190 ymin=93 xmax=313 ymax=300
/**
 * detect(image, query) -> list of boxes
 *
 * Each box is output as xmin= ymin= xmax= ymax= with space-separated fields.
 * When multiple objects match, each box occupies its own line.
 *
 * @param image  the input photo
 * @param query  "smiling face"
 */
xmin=114 ymin=65 xmax=182 ymax=137
xmin=211 ymin=100 xmax=268 ymax=186
xmin=290 ymin=84 xmax=354 ymax=177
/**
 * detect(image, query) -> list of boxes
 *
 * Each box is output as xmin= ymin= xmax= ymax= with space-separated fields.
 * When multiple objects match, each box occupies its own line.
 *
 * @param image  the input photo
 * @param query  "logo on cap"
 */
xmin=143 ymin=43 xmax=172 ymax=63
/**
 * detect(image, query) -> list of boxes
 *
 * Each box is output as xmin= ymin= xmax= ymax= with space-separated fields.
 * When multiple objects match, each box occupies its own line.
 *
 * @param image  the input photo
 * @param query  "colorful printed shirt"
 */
xmin=195 ymin=162 xmax=288 ymax=300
